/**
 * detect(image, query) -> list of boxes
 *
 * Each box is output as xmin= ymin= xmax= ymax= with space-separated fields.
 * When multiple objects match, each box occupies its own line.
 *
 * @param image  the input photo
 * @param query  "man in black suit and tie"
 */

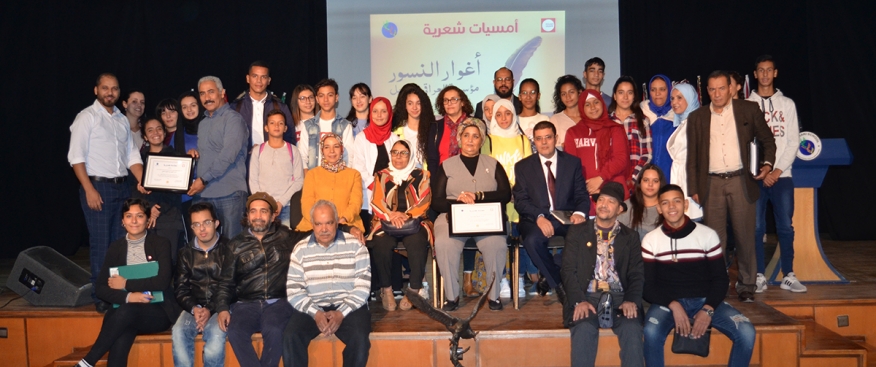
xmin=513 ymin=121 xmax=590 ymax=303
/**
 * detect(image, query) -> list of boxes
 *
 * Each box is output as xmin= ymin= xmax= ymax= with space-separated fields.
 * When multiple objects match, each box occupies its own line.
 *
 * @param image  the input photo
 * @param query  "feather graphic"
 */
xmin=504 ymin=36 xmax=543 ymax=90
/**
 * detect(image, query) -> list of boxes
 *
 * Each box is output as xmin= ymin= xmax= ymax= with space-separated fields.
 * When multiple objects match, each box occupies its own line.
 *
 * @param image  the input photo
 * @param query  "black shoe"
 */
xmin=739 ymin=291 xmax=755 ymax=303
xmin=536 ymin=275 xmax=550 ymax=297
xmin=95 ymin=301 xmax=110 ymax=313
xmin=555 ymin=283 xmax=568 ymax=306
xmin=442 ymin=298 xmax=460 ymax=312
xmin=488 ymin=299 xmax=503 ymax=311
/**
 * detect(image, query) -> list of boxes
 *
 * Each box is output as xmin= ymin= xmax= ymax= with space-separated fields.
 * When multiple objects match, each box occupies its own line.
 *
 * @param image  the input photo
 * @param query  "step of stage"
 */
xmin=798 ymin=319 xmax=868 ymax=367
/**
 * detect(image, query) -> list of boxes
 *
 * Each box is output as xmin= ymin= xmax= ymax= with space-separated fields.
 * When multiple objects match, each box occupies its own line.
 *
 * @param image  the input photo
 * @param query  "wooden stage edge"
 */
xmin=3 ymin=283 xmax=876 ymax=367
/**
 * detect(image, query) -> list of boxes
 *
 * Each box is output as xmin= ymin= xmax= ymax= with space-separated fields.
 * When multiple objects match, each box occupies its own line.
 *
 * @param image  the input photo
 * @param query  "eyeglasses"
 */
xmin=443 ymin=97 xmax=461 ymax=105
xmin=298 ymin=96 xmax=315 ymax=101
xmin=495 ymin=77 xmax=513 ymax=83
xmin=390 ymin=150 xmax=410 ymax=157
xmin=520 ymin=90 xmax=539 ymax=96
xmin=534 ymin=134 xmax=555 ymax=142
xmin=191 ymin=220 xmax=215 ymax=229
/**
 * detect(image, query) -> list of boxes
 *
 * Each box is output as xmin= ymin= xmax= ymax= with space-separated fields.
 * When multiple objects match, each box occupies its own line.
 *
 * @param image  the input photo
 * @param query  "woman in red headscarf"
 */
xmin=563 ymin=90 xmax=631 ymax=216
xmin=351 ymin=97 xmax=400 ymax=232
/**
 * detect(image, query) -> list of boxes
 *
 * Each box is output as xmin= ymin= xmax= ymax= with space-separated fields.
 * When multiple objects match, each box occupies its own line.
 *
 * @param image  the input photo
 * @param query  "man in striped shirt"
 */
xmin=283 ymin=200 xmax=371 ymax=367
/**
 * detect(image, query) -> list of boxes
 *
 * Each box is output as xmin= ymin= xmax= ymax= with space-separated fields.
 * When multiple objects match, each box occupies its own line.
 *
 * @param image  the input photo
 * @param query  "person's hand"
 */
xmin=349 ymin=227 xmax=365 ymax=245
xmin=754 ymin=165 xmax=771 ymax=181
xmin=619 ymin=301 xmax=638 ymax=319
xmin=536 ymin=216 xmax=554 ymax=238
xmin=148 ymin=205 xmax=161 ymax=228
xmin=128 ymin=292 xmax=153 ymax=303
xmin=691 ymin=194 xmax=699 ymax=205
xmin=457 ymin=191 xmax=475 ymax=204
xmin=217 ymin=311 xmax=231 ymax=332
xmin=194 ymin=307 xmax=210 ymax=331
xmin=108 ymin=275 xmax=127 ymax=290
xmin=691 ymin=309 xmax=712 ymax=339
xmin=585 ymin=177 xmax=604 ymax=194
xmin=669 ymin=301 xmax=691 ymax=337
xmin=764 ymin=169 xmax=782 ymax=187
xmin=314 ymin=311 xmax=330 ymax=334
xmin=187 ymin=149 xmax=200 ymax=159
xmin=136 ymin=182 xmax=151 ymax=195
xmin=573 ymin=301 xmax=596 ymax=321
xmin=324 ymin=310 xmax=344 ymax=336
xmin=390 ymin=216 xmax=406 ymax=228
xmin=85 ymin=187 xmax=103 ymax=211
xmin=187 ymin=178 xmax=205 ymax=196
xmin=570 ymin=213 xmax=586 ymax=225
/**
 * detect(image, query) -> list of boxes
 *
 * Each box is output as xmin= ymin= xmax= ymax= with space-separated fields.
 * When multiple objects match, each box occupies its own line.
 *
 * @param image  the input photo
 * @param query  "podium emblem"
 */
xmin=797 ymin=131 xmax=822 ymax=161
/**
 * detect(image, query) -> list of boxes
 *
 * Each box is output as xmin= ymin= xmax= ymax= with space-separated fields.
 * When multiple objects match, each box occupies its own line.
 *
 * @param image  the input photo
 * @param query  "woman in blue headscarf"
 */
xmin=640 ymin=75 xmax=675 ymax=178
xmin=666 ymin=83 xmax=703 ymax=219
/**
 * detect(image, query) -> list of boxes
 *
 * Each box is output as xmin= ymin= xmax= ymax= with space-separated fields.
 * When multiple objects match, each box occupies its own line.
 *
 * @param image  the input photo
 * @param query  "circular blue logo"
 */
xmin=382 ymin=21 xmax=398 ymax=38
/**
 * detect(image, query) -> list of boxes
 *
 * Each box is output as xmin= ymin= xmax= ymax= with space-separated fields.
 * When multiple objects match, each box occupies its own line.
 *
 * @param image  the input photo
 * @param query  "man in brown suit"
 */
xmin=686 ymin=70 xmax=776 ymax=303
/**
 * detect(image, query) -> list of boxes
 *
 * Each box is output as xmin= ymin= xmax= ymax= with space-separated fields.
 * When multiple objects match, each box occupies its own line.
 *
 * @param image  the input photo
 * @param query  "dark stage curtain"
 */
xmin=0 ymin=1 xmax=872 ymax=259
xmin=0 ymin=1 xmax=328 ymax=258
xmin=618 ymin=0 xmax=875 ymax=241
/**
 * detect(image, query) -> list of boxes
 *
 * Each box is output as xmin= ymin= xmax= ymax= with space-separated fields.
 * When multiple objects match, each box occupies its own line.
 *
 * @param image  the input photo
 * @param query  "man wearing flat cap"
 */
xmin=561 ymin=181 xmax=645 ymax=367
xmin=213 ymin=192 xmax=296 ymax=367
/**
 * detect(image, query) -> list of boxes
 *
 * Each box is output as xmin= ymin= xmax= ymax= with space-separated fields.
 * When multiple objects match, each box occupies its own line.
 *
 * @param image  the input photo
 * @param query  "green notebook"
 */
xmin=110 ymin=261 xmax=165 ymax=308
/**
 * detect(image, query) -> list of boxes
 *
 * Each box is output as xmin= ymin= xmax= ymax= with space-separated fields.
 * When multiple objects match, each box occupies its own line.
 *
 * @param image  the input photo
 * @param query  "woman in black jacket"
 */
xmin=76 ymin=198 xmax=179 ymax=367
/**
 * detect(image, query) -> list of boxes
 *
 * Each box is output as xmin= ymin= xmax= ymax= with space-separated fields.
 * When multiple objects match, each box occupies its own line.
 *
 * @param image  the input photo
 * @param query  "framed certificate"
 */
xmin=449 ymin=202 xmax=506 ymax=236
xmin=142 ymin=153 xmax=195 ymax=193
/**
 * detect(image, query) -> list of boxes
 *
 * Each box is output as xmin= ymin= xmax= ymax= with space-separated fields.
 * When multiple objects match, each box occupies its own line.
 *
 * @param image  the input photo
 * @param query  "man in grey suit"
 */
xmin=685 ymin=70 xmax=776 ymax=302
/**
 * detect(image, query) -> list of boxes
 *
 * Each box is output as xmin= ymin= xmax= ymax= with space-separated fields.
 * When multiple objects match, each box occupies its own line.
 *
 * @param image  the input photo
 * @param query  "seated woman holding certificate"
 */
xmin=76 ymin=198 xmax=179 ymax=367
xmin=432 ymin=118 xmax=511 ymax=312
xmin=135 ymin=117 xmax=185 ymax=261
xmin=367 ymin=140 xmax=433 ymax=312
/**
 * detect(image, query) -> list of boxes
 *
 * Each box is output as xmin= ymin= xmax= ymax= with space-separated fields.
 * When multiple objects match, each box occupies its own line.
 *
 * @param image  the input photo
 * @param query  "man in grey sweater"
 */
xmin=187 ymin=76 xmax=249 ymax=238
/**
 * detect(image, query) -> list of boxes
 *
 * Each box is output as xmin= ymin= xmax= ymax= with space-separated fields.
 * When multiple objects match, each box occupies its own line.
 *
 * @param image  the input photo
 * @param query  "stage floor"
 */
xmin=1 ymin=236 xmax=874 ymax=367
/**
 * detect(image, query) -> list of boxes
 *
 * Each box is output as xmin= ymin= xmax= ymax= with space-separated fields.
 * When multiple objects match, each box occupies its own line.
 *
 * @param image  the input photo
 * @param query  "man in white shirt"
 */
xmin=297 ymin=78 xmax=354 ymax=169
xmin=747 ymin=55 xmax=805 ymax=293
xmin=67 ymin=73 xmax=144 ymax=312
xmin=229 ymin=60 xmax=295 ymax=148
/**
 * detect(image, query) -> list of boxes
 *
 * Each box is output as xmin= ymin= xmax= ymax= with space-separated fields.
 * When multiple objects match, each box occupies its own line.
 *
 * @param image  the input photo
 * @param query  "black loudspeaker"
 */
xmin=5 ymin=246 xmax=93 ymax=307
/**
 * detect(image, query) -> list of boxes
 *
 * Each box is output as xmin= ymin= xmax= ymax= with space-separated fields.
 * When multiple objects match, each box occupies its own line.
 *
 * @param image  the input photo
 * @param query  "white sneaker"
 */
xmin=499 ymin=278 xmax=511 ymax=298
xmin=756 ymin=273 xmax=767 ymax=293
xmin=780 ymin=273 xmax=808 ymax=293
xmin=518 ymin=277 xmax=527 ymax=298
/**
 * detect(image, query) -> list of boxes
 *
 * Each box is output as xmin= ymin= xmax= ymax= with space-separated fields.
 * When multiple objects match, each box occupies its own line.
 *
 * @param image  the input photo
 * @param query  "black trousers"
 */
xmin=368 ymin=226 xmax=430 ymax=289
xmin=282 ymin=305 xmax=371 ymax=367
xmin=84 ymin=303 xmax=171 ymax=367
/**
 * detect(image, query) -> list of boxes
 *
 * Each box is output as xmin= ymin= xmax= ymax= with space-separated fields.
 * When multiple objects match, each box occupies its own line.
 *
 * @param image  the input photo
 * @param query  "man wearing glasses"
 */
xmin=474 ymin=67 xmax=523 ymax=120
xmin=172 ymin=202 xmax=229 ymax=367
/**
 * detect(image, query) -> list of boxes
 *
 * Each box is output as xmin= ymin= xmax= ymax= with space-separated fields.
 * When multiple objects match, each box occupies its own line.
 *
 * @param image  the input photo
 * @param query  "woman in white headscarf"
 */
xmin=484 ymin=99 xmax=533 ymax=224
xmin=667 ymin=83 xmax=703 ymax=219
xmin=367 ymin=140 xmax=432 ymax=311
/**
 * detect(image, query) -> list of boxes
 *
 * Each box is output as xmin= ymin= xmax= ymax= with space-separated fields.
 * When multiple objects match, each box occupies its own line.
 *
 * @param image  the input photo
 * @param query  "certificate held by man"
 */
xmin=142 ymin=153 xmax=195 ymax=193
xmin=449 ymin=202 xmax=505 ymax=236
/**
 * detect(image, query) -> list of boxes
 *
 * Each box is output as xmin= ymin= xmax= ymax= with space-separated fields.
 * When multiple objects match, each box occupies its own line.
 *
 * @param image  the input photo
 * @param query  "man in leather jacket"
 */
xmin=214 ymin=192 xmax=297 ymax=367
xmin=172 ymin=202 xmax=229 ymax=367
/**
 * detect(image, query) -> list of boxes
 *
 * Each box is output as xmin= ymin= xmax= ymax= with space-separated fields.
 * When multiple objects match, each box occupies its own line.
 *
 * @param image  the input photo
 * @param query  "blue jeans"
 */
xmin=755 ymin=178 xmax=795 ymax=275
xmin=172 ymin=311 xmax=226 ymax=367
xmin=226 ymin=300 xmax=293 ymax=367
xmin=644 ymin=298 xmax=755 ymax=367
xmin=198 ymin=190 xmax=247 ymax=240
xmin=278 ymin=205 xmax=290 ymax=227
xmin=79 ymin=180 xmax=130 ymax=303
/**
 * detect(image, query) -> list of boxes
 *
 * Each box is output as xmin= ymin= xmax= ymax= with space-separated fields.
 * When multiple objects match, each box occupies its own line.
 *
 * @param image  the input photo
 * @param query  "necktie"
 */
xmin=545 ymin=161 xmax=556 ymax=204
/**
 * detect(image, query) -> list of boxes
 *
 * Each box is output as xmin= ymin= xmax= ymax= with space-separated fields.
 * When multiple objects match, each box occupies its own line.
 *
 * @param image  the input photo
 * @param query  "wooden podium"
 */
xmin=765 ymin=138 xmax=853 ymax=284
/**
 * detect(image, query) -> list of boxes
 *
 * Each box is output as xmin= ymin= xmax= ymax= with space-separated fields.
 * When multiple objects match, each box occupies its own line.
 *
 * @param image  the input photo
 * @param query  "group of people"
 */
xmin=67 ymin=53 xmax=801 ymax=367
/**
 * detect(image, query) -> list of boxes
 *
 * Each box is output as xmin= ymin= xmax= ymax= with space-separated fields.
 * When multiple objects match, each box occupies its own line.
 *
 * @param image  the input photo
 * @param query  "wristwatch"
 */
xmin=702 ymin=308 xmax=714 ymax=317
